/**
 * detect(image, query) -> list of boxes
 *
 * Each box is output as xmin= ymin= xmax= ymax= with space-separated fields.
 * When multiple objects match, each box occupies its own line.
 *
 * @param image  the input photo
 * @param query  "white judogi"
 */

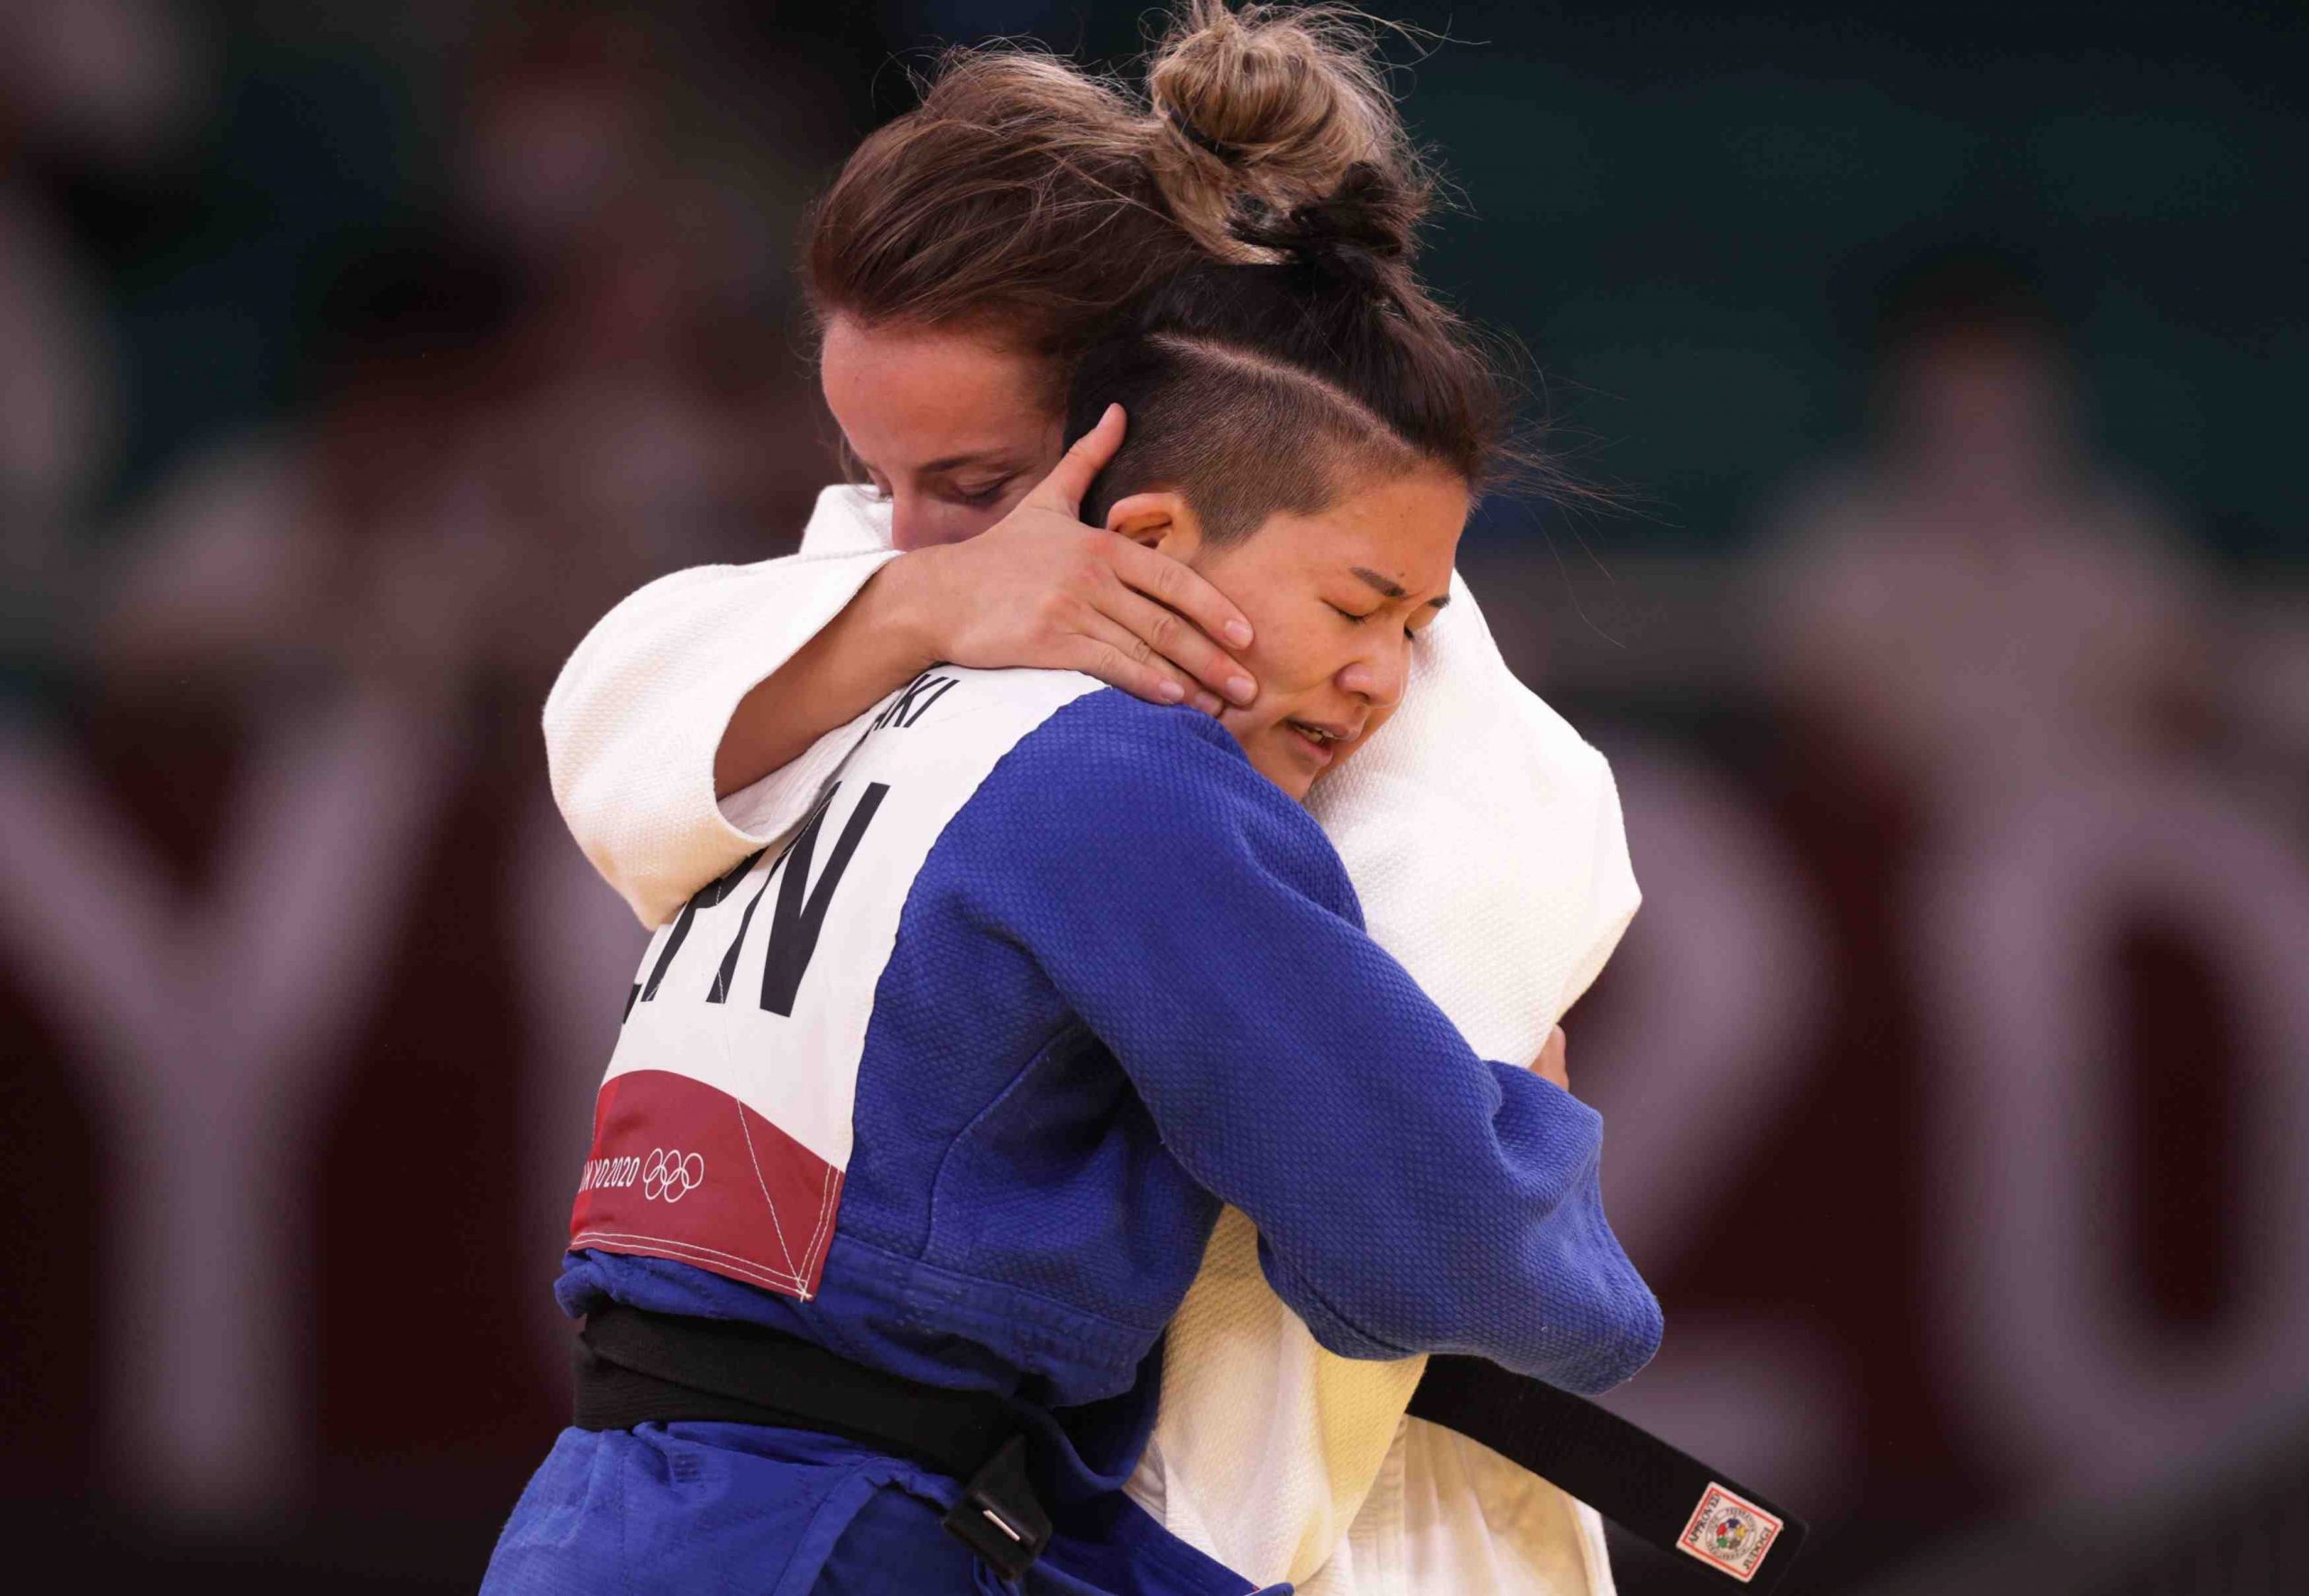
xmin=544 ymin=487 xmax=1642 ymax=1595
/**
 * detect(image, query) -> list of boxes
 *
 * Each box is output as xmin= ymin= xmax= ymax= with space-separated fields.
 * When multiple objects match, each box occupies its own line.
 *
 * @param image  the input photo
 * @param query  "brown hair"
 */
xmin=800 ymin=3 xmax=1434 ymax=382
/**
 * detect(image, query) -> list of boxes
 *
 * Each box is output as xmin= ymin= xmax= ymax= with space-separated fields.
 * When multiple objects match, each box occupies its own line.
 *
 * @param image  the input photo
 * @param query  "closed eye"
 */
xmin=1332 ymin=600 xmax=1432 ymax=644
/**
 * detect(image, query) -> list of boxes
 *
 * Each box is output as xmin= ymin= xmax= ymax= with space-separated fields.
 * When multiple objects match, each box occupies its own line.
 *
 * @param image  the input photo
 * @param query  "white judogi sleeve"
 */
xmin=539 ymin=489 xmax=1641 ymax=1595
xmin=540 ymin=488 xmax=897 ymax=928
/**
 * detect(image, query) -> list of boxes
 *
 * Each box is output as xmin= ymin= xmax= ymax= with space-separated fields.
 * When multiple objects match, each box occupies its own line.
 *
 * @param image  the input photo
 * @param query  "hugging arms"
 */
xmin=502 ymin=9 xmax=1657 ymax=1594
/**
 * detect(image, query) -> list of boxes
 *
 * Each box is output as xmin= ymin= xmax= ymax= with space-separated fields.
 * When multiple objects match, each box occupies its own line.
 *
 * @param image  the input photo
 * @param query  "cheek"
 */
xmin=1236 ymin=610 xmax=1341 ymax=695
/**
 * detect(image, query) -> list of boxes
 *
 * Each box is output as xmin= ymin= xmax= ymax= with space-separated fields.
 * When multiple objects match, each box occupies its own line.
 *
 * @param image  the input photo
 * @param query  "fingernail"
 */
xmin=1157 ymin=679 xmax=1186 ymax=702
xmin=1226 ymin=675 xmax=1256 ymax=705
xmin=1194 ymin=692 xmax=1225 ymax=716
xmin=1224 ymin=620 xmax=1254 ymax=647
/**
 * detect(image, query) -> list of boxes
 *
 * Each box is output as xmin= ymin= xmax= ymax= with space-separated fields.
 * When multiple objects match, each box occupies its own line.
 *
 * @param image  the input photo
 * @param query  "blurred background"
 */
xmin=1 ymin=1 xmax=2302 ymax=1590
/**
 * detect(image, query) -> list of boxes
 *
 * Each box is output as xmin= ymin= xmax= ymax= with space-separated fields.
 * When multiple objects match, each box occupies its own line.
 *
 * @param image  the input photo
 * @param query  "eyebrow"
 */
xmin=1350 ymin=565 xmax=1452 ymax=609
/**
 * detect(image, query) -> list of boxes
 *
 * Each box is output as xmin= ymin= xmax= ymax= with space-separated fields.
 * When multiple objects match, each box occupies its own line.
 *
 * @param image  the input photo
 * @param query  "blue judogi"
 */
xmin=485 ymin=669 xmax=1660 ymax=1592
xmin=485 ymin=1417 xmax=1258 ymax=1595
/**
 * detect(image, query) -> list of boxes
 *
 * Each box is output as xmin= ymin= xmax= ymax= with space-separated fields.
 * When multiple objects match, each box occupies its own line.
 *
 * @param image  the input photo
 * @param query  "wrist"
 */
xmin=864 ymin=547 xmax=948 ymax=676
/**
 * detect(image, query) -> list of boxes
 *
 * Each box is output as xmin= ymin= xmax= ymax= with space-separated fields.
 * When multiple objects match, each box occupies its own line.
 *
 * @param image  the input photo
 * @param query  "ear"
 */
xmin=1104 ymin=490 xmax=1206 ymax=563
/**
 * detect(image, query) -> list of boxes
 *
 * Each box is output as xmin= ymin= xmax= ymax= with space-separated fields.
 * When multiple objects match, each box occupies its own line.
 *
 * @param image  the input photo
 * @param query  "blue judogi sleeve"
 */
xmin=984 ymin=693 xmax=1662 ymax=1396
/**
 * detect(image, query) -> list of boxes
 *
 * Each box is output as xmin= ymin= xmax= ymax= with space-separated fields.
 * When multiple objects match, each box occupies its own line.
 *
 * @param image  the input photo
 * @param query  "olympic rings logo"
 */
xmin=641 ymin=1148 xmax=704 ymax=1202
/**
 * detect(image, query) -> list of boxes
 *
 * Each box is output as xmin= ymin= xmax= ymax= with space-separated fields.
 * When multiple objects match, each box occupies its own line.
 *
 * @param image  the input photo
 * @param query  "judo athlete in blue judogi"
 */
xmin=483 ymin=203 xmax=1662 ymax=1595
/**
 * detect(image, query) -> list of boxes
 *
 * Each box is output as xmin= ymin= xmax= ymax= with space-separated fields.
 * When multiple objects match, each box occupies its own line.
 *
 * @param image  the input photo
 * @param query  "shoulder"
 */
xmin=943 ymin=680 xmax=1361 ymax=920
xmin=992 ymin=682 xmax=1283 ymax=821
xmin=1007 ymin=679 xmax=1247 ymax=775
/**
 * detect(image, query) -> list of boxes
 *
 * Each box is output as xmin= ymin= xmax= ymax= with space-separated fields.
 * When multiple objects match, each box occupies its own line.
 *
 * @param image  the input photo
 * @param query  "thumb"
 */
xmin=1027 ymin=403 xmax=1127 ymax=515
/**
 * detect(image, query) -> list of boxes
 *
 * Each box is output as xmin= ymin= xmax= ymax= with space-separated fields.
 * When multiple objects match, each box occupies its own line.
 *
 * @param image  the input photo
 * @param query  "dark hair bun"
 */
xmin=1229 ymin=162 xmax=1416 ymax=298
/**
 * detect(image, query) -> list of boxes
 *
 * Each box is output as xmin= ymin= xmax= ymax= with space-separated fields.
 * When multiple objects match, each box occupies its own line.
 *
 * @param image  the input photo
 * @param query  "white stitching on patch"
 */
xmin=734 ymin=1100 xmax=801 ymax=1277
xmin=799 ymin=1162 xmax=840 ymax=1299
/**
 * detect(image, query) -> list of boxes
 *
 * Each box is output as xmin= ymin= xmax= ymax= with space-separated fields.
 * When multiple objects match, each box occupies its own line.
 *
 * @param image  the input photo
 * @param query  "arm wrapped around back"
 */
xmin=989 ymin=698 xmax=1662 ymax=1394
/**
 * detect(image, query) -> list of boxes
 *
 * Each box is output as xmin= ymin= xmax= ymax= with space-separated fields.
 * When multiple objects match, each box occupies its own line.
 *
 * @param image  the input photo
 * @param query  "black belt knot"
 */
xmin=573 ymin=1302 xmax=1051 ymax=1581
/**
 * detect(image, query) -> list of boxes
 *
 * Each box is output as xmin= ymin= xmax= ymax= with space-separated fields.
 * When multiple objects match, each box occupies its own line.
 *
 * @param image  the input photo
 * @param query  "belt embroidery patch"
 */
xmin=1678 ymin=1481 xmax=1785 ymax=1583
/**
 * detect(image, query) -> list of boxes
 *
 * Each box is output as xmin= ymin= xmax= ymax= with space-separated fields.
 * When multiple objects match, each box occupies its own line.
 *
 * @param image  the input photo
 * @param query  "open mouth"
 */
xmin=1286 ymin=719 xmax=1357 ymax=753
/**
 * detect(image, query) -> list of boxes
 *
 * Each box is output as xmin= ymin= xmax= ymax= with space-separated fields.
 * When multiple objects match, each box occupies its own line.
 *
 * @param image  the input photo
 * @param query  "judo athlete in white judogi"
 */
xmin=505 ymin=240 xmax=1662 ymax=1596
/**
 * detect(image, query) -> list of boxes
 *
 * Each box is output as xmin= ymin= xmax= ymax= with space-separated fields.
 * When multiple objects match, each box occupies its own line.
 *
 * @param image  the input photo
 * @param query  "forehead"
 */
xmin=819 ymin=315 xmax=1054 ymax=466
xmin=1254 ymin=469 xmax=1467 ymax=591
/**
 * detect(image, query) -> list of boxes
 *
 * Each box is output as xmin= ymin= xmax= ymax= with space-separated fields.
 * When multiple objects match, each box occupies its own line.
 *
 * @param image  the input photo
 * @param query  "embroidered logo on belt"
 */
xmin=1678 ymin=1481 xmax=1783 ymax=1582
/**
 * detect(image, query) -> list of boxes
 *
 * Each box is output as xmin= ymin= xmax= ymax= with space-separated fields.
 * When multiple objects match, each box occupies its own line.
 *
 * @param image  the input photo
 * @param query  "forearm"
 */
xmin=713 ymin=553 xmax=940 ymax=797
xmin=1006 ymin=709 xmax=1660 ymax=1387
xmin=1171 ymin=1023 xmax=1653 ymax=1387
xmin=1257 ymin=1064 xmax=1656 ymax=1391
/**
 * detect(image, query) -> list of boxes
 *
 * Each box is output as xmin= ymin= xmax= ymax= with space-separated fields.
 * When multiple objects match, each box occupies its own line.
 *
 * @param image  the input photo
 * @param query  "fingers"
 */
xmin=1110 ymin=537 xmax=1256 ymax=654
xmin=1028 ymin=403 xmax=1127 ymax=516
xmin=1070 ymin=610 xmax=1203 ymax=710
xmin=1534 ymin=1025 xmax=1570 ymax=1091
xmin=1099 ymin=581 xmax=1257 ymax=709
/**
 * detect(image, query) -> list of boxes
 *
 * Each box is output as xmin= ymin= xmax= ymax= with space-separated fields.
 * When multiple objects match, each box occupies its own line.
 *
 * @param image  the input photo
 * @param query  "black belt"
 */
xmin=575 ymin=1305 xmax=1804 ymax=1591
xmin=1410 ymin=1356 xmax=1808 ymax=1591
xmin=574 ymin=1303 xmax=1051 ymax=1580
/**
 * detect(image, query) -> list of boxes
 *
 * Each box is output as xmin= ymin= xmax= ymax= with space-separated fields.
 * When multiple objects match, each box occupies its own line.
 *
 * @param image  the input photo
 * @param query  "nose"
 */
xmin=888 ymin=492 xmax=934 ymax=553
xmin=1338 ymin=629 xmax=1410 ymax=709
xmin=888 ymin=490 xmax=977 ymax=553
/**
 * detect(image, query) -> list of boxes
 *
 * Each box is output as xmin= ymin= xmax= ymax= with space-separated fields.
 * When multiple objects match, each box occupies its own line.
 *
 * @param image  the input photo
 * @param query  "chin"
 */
xmin=1274 ymin=767 xmax=1317 ymax=803
xmin=1224 ymin=715 xmax=1335 ymax=803
xmin=1244 ymin=748 xmax=1318 ymax=803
